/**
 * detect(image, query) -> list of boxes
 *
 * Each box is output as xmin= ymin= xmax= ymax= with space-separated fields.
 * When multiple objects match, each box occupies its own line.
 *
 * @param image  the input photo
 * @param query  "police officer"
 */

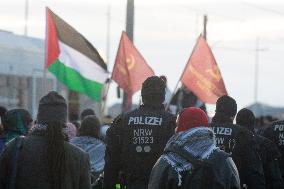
xmin=237 ymin=108 xmax=283 ymax=189
xmin=103 ymin=76 xmax=175 ymax=189
xmin=210 ymin=95 xmax=265 ymax=189
xmin=263 ymin=117 xmax=284 ymax=179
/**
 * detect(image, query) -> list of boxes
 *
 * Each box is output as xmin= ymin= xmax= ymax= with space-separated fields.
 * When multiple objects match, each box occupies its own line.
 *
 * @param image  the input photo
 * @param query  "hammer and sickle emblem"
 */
xmin=206 ymin=66 xmax=222 ymax=81
xmin=117 ymin=54 xmax=135 ymax=75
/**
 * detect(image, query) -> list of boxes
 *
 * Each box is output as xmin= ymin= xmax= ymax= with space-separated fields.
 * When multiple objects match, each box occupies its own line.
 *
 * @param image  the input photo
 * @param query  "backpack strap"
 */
xmin=9 ymin=136 xmax=25 ymax=189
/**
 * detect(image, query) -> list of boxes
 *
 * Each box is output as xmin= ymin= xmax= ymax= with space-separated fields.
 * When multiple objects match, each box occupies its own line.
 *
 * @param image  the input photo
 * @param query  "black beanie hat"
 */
xmin=141 ymin=76 xmax=166 ymax=105
xmin=141 ymin=76 xmax=166 ymax=96
xmin=216 ymin=95 xmax=237 ymax=117
xmin=236 ymin=108 xmax=255 ymax=130
xmin=37 ymin=91 xmax=67 ymax=124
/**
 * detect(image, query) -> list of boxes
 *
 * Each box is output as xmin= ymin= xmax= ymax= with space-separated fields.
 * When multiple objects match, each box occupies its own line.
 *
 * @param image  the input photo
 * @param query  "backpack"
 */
xmin=166 ymin=144 xmax=223 ymax=189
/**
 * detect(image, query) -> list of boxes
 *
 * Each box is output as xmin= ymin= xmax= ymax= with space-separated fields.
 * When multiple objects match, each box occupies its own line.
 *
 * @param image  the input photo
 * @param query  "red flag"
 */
xmin=112 ymin=31 xmax=155 ymax=95
xmin=181 ymin=35 xmax=227 ymax=104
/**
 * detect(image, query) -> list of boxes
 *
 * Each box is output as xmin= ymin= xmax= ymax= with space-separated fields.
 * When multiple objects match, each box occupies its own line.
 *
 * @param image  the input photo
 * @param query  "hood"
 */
xmin=2 ymin=109 xmax=32 ymax=138
xmin=161 ymin=127 xmax=218 ymax=186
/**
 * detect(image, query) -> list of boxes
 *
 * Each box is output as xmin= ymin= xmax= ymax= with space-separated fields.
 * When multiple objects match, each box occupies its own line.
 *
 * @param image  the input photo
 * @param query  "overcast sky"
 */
xmin=1 ymin=0 xmax=284 ymax=114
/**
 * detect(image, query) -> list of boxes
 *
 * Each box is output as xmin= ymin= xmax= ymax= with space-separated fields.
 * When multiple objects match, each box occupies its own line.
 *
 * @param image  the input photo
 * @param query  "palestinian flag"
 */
xmin=45 ymin=7 xmax=108 ymax=101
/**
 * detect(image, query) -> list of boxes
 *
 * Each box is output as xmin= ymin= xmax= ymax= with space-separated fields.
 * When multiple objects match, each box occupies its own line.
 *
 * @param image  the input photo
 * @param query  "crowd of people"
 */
xmin=0 ymin=76 xmax=283 ymax=189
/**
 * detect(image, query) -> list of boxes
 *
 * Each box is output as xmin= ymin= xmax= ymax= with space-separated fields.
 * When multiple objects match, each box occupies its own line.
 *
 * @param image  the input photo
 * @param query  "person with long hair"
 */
xmin=71 ymin=115 xmax=105 ymax=178
xmin=71 ymin=115 xmax=105 ymax=173
xmin=0 ymin=91 xmax=91 ymax=189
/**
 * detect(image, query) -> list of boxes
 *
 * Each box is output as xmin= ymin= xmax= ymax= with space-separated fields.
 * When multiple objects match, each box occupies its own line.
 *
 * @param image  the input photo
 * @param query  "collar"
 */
xmin=139 ymin=104 xmax=165 ymax=110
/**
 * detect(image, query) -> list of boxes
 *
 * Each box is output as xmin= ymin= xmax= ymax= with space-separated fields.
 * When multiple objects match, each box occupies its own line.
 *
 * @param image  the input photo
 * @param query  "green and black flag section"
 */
xmin=45 ymin=7 xmax=109 ymax=101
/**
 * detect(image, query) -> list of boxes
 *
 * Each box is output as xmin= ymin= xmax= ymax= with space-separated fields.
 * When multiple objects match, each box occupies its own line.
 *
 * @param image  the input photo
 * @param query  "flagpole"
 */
xmin=101 ymin=4 xmax=112 ymax=115
xmin=165 ymin=81 xmax=181 ymax=110
xmin=44 ymin=7 xmax=49 ymax=94
xmin=122 ymin=0 xmax=135 ymax=112
xmin=101 ymin=79 xmax=111 ymax=114
xmin=203 ymin=15 xmax=207 ymax=40
xmin=254 ymin=37 xmax=261 ymax=105
xmin=24 ymin=0 xmax=29 ymax=36
xmin=107 ymin=30 xmax=126 ymax=108
xmin=106 ymin=4 xmax=111 ymax=67
xmin=165 ymin=34 xmax=202 ymax=110
xmin=108 ymin=31 xmax=123 ymax=104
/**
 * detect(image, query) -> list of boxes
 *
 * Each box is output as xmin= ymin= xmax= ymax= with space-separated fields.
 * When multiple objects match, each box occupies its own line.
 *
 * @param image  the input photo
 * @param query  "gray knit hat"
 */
xmin=37 ymin=91 xmax=67 ymax=124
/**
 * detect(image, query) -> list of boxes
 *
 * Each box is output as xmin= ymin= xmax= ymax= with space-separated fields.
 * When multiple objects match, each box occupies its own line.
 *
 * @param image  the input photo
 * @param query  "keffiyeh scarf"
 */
xmin=161 ymin=127 xmax=218 ymax=186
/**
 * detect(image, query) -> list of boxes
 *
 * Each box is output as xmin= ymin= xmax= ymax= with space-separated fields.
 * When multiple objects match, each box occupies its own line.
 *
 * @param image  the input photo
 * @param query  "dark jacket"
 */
xmin=103 ymin=105 xmax=175 ymax=189
xmin=254 ymin=134 xmax=284 ymax=189
xmin=148 ymin=127 xmax=240 ymax=189
xmin=210 ymin=122 xmax=265 ymax=189
xmin=0 ymin=134 xmax=91 ymax=189
xmin=263 ymin=120 xmax=284 ymax=178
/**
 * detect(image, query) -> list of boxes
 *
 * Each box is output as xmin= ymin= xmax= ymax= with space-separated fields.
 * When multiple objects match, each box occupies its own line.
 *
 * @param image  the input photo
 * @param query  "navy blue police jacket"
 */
xmin=103 ymin=104 xmax=175 ymax=189
xmin=263 ymin=120 xmax=284 ymax=179
xmin=210 ymin=122 xmax=265 ymax=189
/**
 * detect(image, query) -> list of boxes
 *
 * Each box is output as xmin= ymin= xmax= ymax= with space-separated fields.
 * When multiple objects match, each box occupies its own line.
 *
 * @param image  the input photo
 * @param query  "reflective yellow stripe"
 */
xmin=115 ymin=184 xmax=126 ymax=189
